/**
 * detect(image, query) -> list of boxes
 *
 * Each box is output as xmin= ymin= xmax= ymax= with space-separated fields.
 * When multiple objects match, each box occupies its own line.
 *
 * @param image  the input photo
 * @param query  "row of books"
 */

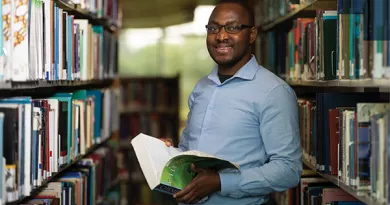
xmin=282 ymin=176 xmax=366 ymax=205
xmin=119 ymin=79 xmax=179 ymax=112
xmin=259 ymin=0 xmax=390 ymax=81
xmin=254 ymin=0 xmax=310 ymax=27
xmin=69 ymin=0 xmax=121 ymax=26
xmin=299 ymin=92 xmax=390 ymax=203
xmin=18 ymin=146 xmax=123 ymax=205
xmin=0 ymin=0 xmax=119 ymax=82
xmin=119 ymin=114 xmax=178 ymax=142
xmin=0 ymin=87 xmax=120 ymax=203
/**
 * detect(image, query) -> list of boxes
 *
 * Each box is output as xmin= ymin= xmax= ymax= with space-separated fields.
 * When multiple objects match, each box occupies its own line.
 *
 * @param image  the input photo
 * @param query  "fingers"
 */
xmin=174 ymin=183 xmax=193 ymax=199
xmin=165 ymin=140 xmax=172 ymax=147
xmin=158 ymin=137 xmax=172 ymax=147
xmin=191 ymin=163 xmax=207 ymax=173
xmin=174 ymin=187 xmax=200 ymax=204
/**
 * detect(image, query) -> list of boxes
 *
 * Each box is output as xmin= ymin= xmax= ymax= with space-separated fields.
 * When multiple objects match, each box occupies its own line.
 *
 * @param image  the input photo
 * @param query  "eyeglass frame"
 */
xmin=205 ymin=23 xmax=254 ymax=34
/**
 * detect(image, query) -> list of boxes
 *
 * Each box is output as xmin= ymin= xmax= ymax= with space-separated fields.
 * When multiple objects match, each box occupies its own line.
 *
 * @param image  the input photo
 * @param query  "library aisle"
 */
xmin=0 ymin=0 xmax=389 ymax=205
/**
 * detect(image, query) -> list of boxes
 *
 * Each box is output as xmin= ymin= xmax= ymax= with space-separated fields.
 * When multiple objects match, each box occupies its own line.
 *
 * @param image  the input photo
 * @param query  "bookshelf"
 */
xmin=6 ymin=132 xmax=117 ymax=205
xmin=257 ymin=0 xmax=337 ymax=31
xmin=118 ymin=76 xmax=180 ymax=205
xmin=53 ymin=0 xmax=120 ymax=31
xmin=254 ymin=0 xmax=390 ymax=205
xmin=118 ymin=76 xmax=180 ymax=143
xmin=0 ymin=0 xmax=125 ymax=204
xmin=302 ymin=158 xmax=386 ymax=205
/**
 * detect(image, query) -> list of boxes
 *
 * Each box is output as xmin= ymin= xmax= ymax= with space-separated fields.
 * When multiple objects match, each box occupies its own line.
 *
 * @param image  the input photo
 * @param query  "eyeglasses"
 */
xmin=205 ymin=24 xmax=253 ymax=34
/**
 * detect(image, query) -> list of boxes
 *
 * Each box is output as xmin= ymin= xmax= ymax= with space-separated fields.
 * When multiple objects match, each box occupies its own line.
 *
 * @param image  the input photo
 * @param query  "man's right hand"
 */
xmin=158 ymin=137 xmax=173 ymax=147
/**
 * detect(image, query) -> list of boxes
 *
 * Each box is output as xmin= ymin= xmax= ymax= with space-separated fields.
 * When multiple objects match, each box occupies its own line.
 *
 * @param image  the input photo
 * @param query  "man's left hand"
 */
xmin=173 ymin=164 xmax=221 ymax=204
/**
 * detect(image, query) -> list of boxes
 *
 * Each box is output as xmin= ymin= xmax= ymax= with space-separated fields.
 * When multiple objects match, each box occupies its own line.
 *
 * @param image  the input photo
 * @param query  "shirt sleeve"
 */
xmin=177 ymin=90 xmax=195 ymax=152
xmin=218 ymin=84 xmax=303 ymax=198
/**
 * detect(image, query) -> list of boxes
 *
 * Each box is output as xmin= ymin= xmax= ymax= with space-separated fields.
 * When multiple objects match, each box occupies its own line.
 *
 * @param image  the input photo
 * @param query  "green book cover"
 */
xmin=131 ymin=133 xmax=240 ymax=195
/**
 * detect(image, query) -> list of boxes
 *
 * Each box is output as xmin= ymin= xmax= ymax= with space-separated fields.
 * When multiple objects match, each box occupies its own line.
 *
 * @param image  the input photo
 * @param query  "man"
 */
xmin=163 ymin=1 xmax=302 ymax=204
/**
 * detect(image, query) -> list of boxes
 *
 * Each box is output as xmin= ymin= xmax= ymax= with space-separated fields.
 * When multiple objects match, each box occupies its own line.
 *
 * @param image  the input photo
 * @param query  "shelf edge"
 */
xmin=302 ymin=158 xmax=386 ymax=205
xmin=5 ymin=133 xmax=117 ymax=205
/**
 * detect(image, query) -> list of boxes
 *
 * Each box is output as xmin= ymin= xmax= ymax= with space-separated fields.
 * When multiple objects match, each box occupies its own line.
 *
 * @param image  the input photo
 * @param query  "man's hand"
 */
xmin=158 ymin=137 xmax=173 ymax=147
xmin=173 ymin=164 xmax=221 ymax=204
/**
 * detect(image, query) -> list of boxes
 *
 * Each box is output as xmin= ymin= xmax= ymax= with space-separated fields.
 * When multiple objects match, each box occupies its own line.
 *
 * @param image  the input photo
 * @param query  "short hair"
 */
xmin=217 ymin=0 xmax=255 ymax=25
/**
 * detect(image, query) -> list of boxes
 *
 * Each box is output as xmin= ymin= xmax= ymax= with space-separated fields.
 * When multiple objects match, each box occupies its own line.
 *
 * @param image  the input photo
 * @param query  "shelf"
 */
xmin=54 ymin=0 xmax=119 ymax=32
xmin=6 ymin=133 xmax=117 ymax=205
xmin=0 ymin=79 xmax=114 ymax=95
xmin=258 ymin=0 xmax=337 ymax=31
xmin=286 ymin=79 xmax=390 ymax=92
xmin=302 ymin=158 xmax=386 ymax=205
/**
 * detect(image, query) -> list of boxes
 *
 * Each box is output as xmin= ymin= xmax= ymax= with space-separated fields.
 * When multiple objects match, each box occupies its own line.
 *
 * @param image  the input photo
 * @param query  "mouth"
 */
xmin=214 ymin=44 xmax=233 ymax=54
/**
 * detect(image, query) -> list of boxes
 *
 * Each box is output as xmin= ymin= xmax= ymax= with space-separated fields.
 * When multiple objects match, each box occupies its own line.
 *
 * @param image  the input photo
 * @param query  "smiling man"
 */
xmin=168 ymin=0 xmax=303 ymax=204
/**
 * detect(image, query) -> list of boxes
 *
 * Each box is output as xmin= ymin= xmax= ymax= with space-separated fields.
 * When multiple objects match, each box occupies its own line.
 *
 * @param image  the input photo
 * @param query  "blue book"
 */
xmin=87 ymin=90 xmax=103 ymax=142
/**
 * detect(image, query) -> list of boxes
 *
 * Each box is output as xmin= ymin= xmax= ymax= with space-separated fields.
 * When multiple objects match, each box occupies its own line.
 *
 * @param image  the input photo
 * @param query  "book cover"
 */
xmin=131 ymin=133 xmax=239 ymax=195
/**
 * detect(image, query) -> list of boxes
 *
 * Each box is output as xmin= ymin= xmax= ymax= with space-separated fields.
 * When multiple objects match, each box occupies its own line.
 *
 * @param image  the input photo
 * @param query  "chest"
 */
xmin=188 ymin=84 xmax=260 ymax=134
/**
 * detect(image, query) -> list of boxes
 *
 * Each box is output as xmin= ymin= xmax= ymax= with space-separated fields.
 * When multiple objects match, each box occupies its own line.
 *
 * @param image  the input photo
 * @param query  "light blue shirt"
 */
xmin=178 ymin=56 xmax=303 ymax=205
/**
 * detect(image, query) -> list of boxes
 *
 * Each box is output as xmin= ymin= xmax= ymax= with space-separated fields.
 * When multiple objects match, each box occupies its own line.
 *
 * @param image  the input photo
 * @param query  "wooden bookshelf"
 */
xmin=258 ymin=0 xmax=337 ymax=31
xmin=55 ymin=0 xmax=120 ymax=32
xmin=6 ymin=132 xmax=118 ymax=205
xmin=302 ymin=158 xmax=387 ymax=205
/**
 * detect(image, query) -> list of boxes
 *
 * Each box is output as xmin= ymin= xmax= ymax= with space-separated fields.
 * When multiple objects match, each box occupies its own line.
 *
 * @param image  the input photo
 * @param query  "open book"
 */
xmin=131 ymin=133 xmax=240 ymax=195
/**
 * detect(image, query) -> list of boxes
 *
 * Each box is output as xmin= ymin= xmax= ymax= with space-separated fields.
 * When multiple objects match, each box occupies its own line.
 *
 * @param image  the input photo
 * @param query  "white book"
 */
xmin=44 ymin=0 xmax=53 ymax=80
xmin=2 ymin=0 xmax=13 ymax=81
xmin=74 ymin=100 xmax=85 ymax=155
xmin=48 ymin=99 xmax=59 ymax=173
xmin=58 ymin=8 xmax=63 ymax=80
xmin=131 ymin=133 xmax=239 ymax=196
xmin=49 ymin=110 xmax=54 ymax=177
xmin=12 ymin=0 xmax=29 ymax=81
xmin=37 ymin=0 xmax=44 ymax=80
xmin=23 ymin=101 xmax=32 ymax=195
xmin=37 ymin=112 xmax=42 ymax=186
xmin=73 ymin=20 xmax=89 ymax=81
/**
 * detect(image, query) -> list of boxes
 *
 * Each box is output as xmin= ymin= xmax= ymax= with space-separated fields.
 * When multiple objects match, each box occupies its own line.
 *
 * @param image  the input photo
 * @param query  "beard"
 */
xmin=208 ymin=46 xmax=247 ymax=69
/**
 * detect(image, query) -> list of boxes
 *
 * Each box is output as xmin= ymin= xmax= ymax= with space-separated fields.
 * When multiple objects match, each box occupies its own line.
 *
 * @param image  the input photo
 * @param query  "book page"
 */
xmin=131 ymin=133 xmax=180 ymax=189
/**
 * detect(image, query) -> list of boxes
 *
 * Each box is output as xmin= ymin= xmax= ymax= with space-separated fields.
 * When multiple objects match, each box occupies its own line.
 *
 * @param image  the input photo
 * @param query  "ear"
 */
xmin=249 ymin=27 xmax=257 ymax=44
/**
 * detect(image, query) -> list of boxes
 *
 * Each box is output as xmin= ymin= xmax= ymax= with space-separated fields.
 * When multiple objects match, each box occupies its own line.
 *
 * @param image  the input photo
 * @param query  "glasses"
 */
xmin=205 ymin=23 xmax=253 ymax=34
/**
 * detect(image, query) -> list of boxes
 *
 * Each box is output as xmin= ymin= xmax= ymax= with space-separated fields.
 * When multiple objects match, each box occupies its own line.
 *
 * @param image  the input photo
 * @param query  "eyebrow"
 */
xmin=208 ymin=20 xmax=240 ymax=25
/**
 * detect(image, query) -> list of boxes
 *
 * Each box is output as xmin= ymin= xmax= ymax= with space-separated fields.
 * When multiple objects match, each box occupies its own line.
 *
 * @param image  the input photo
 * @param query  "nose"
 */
xmin=216 ymin=27 xmax=229 ymax=42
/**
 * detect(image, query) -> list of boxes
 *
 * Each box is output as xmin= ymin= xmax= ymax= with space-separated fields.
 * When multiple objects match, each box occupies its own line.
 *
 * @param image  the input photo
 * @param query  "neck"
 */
xmin=218 ymin=53 xmax=252 ymax=75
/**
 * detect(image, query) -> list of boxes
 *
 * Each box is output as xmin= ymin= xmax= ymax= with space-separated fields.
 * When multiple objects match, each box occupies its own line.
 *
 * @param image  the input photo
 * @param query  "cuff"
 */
xmin=218 ymin=170 xmax=240 ymax=196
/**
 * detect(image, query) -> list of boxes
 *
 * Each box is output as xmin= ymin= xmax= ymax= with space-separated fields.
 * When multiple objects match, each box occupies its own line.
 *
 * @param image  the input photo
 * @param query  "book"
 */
xmin=131 ymin=133 xmax=240 ymax=195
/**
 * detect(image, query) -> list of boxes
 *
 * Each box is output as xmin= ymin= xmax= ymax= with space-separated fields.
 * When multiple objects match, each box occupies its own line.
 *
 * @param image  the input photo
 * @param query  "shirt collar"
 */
xmin=208 ymin=55 xmax=259 ymax=85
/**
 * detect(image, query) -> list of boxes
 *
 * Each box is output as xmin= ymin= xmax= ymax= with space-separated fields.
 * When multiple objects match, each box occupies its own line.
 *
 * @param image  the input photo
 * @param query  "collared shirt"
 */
xmin=178 ymin=56 xmax=303 ymax=205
